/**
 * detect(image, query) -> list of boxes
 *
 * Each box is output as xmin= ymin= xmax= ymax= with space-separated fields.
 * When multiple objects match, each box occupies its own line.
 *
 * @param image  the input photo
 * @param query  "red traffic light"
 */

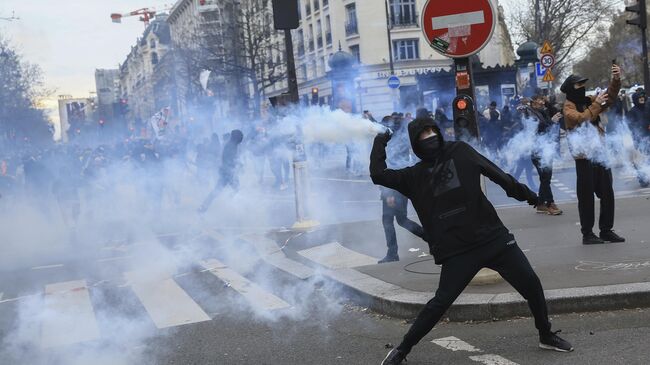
xmin=456 ymin=99 xmax=468 ymax=110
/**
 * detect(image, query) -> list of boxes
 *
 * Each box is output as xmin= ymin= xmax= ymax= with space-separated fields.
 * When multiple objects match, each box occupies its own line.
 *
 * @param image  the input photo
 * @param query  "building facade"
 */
xmin=266 ymin=0 xmax=516 ymax=117
xmin=118 ymin=15 xmax=172 ymax=126
xmin=94 ymin=69 xmax=120 ymax=122
xmin=167 ymin=0 xmax=247 ymax=127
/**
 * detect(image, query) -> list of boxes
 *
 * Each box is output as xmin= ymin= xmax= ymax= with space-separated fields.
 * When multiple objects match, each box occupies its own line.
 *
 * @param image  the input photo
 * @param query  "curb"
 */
xmin=241 ymin=234 xmax=650 ymax=321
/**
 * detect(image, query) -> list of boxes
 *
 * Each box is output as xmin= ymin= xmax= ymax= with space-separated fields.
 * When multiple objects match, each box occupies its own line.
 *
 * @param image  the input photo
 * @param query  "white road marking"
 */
xmin=431 ymin=336 xmax=481 ymax=352
xmin=554 ymin=183 xmax=566 ymax=187
xmin=469 ymin=354 xmax=520 ymax=365
xmin=96 ymin=256 xmax=132 ymax=263
xmin=41 ymin=280 xmax=100 ymax=348
xmin=124 ymin=271 xmax=210 ymax=329
xmin=199 ymin=258 xmax=291 ymax=311
xmin=297 ymin=242 xmax=378 ymax=269
xmin=31 ymin=264 xmax=64 ymax=270
xmin=431 ymin=11 xmax=485 ymax=29
xmin=557 ymin=187 xmax=570 ymax=191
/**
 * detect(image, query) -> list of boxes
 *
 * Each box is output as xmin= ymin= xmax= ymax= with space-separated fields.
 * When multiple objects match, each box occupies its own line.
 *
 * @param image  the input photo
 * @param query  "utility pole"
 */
xmin=284 ymin=29 xmax=300 ymax=103
xmin=625 ymin=0 xmax=649 ymax=118
xmin=384 ymin=0 xmax=398 ymax=111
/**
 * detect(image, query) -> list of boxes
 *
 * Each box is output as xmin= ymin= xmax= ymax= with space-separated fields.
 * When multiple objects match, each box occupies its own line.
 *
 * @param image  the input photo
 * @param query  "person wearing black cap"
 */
xmin=627 ymin=89 xmax=650 ymax=187
xmin=371 ymin=117 xmax=573 ymax=365
xmin=560 ymin=64 xmax=625 ymax=244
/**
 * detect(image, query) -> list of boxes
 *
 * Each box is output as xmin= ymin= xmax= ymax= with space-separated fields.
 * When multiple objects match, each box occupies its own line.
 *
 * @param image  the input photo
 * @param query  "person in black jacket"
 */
xmin=373 ymin=118 xmax=573 ymax=365
xmin=198 ymin=129 xmax=244 ymax=212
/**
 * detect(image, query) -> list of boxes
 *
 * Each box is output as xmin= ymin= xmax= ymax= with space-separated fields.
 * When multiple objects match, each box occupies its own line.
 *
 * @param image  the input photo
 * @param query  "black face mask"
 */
xmin=566 ymin=86 xmax=588 ymax=107
xmin=418 ymin=135 xmax=441 ymax=161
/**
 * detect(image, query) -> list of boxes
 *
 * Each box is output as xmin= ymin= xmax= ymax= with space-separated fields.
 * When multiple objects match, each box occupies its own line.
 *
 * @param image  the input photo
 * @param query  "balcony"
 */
xmin=345 ymin=22 xmax=358 ymax=36
xmin=391 ymin=13 xmax=418 ymax=27
xmin=325 ymin=32 xmax=332 ymax=45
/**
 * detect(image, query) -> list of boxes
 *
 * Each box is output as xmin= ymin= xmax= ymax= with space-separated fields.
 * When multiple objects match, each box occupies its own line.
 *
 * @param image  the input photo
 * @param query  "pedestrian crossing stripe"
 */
xmin=41 ymin=280 xmax=101 ymax=348
xmin=124 ymin=271 xmax=211 ymax=329
xmin=297 ymin=242 xmax=378 ymax=269
xmin=199 ymin=258 xmax=291 ymax=311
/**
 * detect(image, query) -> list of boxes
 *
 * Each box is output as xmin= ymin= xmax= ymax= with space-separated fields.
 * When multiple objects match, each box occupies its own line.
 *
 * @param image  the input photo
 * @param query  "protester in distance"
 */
xmin=561 ymin=64 xmax=625 ymax=244
xmin=376 ymin=116 xmax=425 ymax=263
xmin=371 ymin=117 xmax=573 ymax=365
xmin=626 ymin=89 xmax=650 ymax=188
xmin=198 ymin=129 xmax=244 ymax=213
xmin=522 ymin=93 xmax=563 ymax=215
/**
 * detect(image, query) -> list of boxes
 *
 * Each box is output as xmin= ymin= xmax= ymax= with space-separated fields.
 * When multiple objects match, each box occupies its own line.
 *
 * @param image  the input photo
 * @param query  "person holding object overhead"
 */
xmin=370 ymin=117 xmax=573 ymax=365
xmin=561 ymin=64 xmax=625 ymax=245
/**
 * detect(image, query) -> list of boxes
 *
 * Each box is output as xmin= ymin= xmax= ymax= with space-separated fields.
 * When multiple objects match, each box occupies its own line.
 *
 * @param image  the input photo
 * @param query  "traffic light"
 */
xmin=452 ymin=94 xmax=478 ymax=140
xmin=626 ymin=0 xmax=647 ymax=29
xmin=271 ymin=0 xmax=300 ymax=30
xmin=311 ymin=87 xmax=319 ymax=105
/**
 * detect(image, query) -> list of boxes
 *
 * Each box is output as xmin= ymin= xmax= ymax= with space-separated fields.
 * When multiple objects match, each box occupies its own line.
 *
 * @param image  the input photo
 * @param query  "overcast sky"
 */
xmin=0 ymin=0 xmax=171 ymax=121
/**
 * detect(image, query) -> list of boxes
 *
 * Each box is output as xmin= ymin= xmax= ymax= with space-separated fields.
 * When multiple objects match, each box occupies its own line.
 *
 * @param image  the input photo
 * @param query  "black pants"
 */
xmin=531 ymin=156 xmax=554 ymax=204
xmin=397 ymin=242 xmax=552 ymax=354
xmin=575 ymin=159 xmax=614 ymax=235
xmin=382 ymin=194 xmax=424 ymax=258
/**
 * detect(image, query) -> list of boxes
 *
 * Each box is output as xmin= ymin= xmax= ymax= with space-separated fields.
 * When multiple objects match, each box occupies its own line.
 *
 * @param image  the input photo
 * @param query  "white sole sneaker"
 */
xmin=539 ymin=343 xmax=574 ymax=352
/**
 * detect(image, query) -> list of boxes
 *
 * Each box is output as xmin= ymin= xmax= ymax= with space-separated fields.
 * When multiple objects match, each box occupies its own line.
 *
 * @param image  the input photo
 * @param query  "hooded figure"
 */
xmin=628 ymin=91 xmax=648 ymax=138
xmin=373 ymin=118 xmax=573 ymax=365
xmin=560 ymin=66 xmax=625 ymax=245
xmin=199 ymin=129 xmax=243 ymax=213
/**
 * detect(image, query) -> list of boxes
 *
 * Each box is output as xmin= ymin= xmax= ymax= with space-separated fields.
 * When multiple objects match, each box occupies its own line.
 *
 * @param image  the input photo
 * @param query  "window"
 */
xmin=322 ymin=0 xmax=328 ymax=7
xmin=345 ymin=4 xmax=358 ymax=36
xmin=305 ymin=1 xmax=311 ymax=16
xmin=313 ymin=0 xmax=319 ymax=12
xmin=301 ymin=63 xmax=308 ymax=79
xmin=150 ymin=39 xmax=156 ymax=48
xmin=298 ymin=29 xmax=305 ymax=56
xmin=151 ymin=52 xmax=159 ymax=65
xmin=308 ymin=24 xmax=315 ymax=51
xmin=350 ymin=45 xmax=361 ymax=63
xmin=317 ymin=20 xmax=323 ymax=48
xmin=392 ymin=39 xmax=419 ymax=60
xmin=311 ymin=59 xmax=317 ymax=77
xmin=325 ymin=15 xmax=332 ymax=45
xmin=389 ymin=0 xmax=417 ymax=26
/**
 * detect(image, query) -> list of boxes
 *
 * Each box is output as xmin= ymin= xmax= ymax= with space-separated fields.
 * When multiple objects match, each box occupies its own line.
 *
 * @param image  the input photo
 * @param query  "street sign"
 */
xmin=540 ymin=40 xmax=554 ymax=54
xmin=542 ymin=69 xmax=555 ymax=82
xmin=387 ymin=75 xmax=401 ymax=89
xmin=540 ymin=53 xmax=555 ymax=68
xmin=421 ymin=0 xmax=497 ymax=58
xmin=535 ymin=62 xmax=547 ymax=77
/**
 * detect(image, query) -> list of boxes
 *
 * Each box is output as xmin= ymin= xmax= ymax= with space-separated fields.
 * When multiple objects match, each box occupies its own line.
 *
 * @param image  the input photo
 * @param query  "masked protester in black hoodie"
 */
xmin=199 ymin=129 xmax=244 ymax=213
xmin=372 ymin=118 xmax=573 ymax=365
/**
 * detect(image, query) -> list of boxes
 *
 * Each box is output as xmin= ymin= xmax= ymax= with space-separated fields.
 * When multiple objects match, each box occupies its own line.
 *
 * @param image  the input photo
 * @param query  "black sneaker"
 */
xmin=378 ymin=255 xmax=399 ymax=264
xmin=539 ymin=330 xmax=574 ymax=352
xmin=583 ymin=233 xmax=606 ymax=245
xmin=381 ymin=348 xmax=407 ymax=364
xmin=600 ymin=230 xmax=625 ymax=243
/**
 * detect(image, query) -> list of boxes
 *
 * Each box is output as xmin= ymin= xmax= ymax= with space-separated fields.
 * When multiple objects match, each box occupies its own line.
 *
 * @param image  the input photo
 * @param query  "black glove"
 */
xmin=375 ymin=128 xmax=392 ymax=144
xmin=527 ymin=193 xmax=539 ymax=207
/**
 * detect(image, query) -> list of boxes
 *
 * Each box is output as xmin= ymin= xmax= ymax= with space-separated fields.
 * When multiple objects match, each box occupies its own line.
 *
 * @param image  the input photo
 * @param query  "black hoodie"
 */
xmin=370 ymin=118 xmax=537 ymax=264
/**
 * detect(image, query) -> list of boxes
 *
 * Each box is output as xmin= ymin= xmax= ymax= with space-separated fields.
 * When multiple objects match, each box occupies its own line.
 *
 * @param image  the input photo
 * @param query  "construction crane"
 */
xmin=110 ymin=5 xmax=173 ymax=27
xmin=0 ymin=11 xmax=20 ymax=21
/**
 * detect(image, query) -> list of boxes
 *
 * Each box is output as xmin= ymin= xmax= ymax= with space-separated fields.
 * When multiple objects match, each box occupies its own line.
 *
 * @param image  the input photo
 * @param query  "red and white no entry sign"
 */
xmin=421 ymin=0 xmax=497 ymax=58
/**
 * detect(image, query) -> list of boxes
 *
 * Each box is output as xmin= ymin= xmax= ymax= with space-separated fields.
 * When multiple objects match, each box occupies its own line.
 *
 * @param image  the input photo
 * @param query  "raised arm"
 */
xmin=369 ymin=132 xmax=410 ymax=197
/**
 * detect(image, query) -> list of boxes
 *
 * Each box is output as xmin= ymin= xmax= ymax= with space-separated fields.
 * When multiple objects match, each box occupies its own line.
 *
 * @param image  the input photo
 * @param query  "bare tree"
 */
xmin=574 ymin=10 xmax=648 ymax=87
xmin=507 ymin=0 xmax=619 ymax=77
xmin=0 ymin=36 xmax=53 ymax=148
xmin=211 ymin=0 xmax=287 ymax=118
